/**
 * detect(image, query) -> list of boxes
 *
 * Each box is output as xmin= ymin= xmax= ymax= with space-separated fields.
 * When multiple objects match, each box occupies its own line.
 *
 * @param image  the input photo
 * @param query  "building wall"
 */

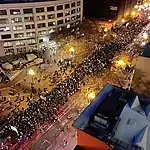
xmin=76 ymin=129 xmax=112 ymax=150
xmin=118 ymin=0 xmax=138 ymax=19
xmin=0 ymin=0 xmax=83 ymax=56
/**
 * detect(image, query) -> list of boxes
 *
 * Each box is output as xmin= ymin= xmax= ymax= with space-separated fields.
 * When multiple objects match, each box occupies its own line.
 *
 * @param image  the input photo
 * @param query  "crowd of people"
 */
xmin=0 ymin=12 xmax=149 ymax=149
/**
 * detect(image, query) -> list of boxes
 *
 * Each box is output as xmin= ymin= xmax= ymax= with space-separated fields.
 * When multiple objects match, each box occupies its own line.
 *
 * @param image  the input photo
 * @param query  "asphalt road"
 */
xmin=28 ymin=104 xmax=78 ymax=150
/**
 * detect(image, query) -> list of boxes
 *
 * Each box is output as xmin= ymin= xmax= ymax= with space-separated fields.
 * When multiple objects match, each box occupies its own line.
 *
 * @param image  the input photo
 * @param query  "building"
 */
xmin=132 ymin=42 xmax=150 ymax=97
xmin=83 ymin=0 xmax=119 ymax=20
xmin=73 ymin=83 xmax=150 ymax=150
xmin=0 ymin=0 xmax=83 ymax=56
xmin=117 ymin=0 xmax=142 ymax=20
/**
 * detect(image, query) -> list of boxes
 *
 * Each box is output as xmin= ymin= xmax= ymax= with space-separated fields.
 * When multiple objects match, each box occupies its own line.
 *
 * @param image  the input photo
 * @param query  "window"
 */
xmin=77 ymin=14 xmax=81 ymax=19
xmin=77 ymin=7 xmax=81 ymax=13
xmin=71 ymin=9 xmax=76 ymax=14
xmin=47 ymin=14 xmax=55 ymax=19
xmin=36 ymin=15 xmax=45 ymax=21
xmin=57 ymin=12 xmax=63 ymax=18
xmin=77 ymin=1 xmax=81 ymax=6
xmin=65 ymin=11 xmax=70 ymax=16
xmin=0 ymin=18 xmax=8 ymax=24
xmin=13 ymin=25 xmax=23 ymax=31
xmin=0 ymin=10 xmax=7 ymax=15
xmin=47 ymin=6 xmax=54 ymax=12
xmin=24 ymin=16 xmax=34 ymax=22
xmin=11 ymin=17 xmax=22 ymax=23
xmin=65 ymin=4 xmax=70 ymax=9
xmin=36 ymin=7 xmax=44 ymax=13
xmin=1 ymin=34 xmax=11 ymax=39
xmin=26 ymin=32 xmax=36 ymax=37
xmin=10 ymin=9 xmax=21 ymax=15
xmin=48 ymin=22 xmax=55 ymax=26
xmin=23 ymin=8 xmax=33 ymax=14
xmin=38 ymin=30 xmax=46 ymax=35
xmin=48 ymin=28 xmax=55 ymax=33
xmin=14 ymin=33 xmax=24 ymax=38
xmin=17 ymin=47 xmax=26 ymax=53
xmin=57 ymin=20 xmax=63 ymax=25
xmin=71 ymin=16 xmax=76 ymax=21
xmin=57 ymin=5 xmax=63 ymax=10
xmin=37 ymin=23 xmax=46 ymax=28
xmin=28 ymin=39 xmax=36 ymax=45
xmin=16 ymin=41 xmax=25 ymax=46
xmin=71 ymin=2 xmax=76 ymax=7
xmin=65 ymin=17 xmax=70 ymax=23
xmin=25 ymin=24 xmax=35 ymax=29
xmin=5 ymin=48 xmax=14 ymax=55
xmin=0 ymin=26 xmax=10 ymax=32
xmin=4 ymin=42 xmax=13 ymax=48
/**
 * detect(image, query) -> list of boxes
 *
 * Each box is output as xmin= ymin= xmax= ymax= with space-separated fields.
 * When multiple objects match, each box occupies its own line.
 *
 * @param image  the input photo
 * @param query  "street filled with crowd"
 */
xmin=0 ymin=7 xmax=149 ymax=149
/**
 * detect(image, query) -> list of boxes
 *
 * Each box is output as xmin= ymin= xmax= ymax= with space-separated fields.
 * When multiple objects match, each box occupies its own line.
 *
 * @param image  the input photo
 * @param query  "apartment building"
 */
xmin=0 ymin=0 xmax=83 ymax=56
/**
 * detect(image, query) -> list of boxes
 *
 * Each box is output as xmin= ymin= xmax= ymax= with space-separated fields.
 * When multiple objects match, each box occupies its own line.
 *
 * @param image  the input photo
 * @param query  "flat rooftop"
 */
xmin=73 ymin=84 xmax=150 ymax=150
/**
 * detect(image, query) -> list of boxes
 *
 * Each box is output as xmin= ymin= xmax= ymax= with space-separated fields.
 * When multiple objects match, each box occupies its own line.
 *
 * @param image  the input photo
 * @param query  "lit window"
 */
xmin=36 ymin=7 xmax=44 ymax=13
xmin=71 ymin=16 xmax=76 ymax=21
xmin=65 ymin=11 xmax=70 ymax=16
xmin=0 ymin=10 xmax=7 ymax=15
xmin=57 ymin=5 xmax=63 ymax=10
xmin=38 ymin=30 xmax=46 ymax=35
xmin=57 ymin=20 xmax=63 ymax=25
xmin=47 ymin=6 xmax=55 ymax=12
xmin=36 ymin=15 xmax=45 ymax=21
xmin=10 ymin=9 xmax=21 ymax=15
xmin=37 ymin=23 xmax=46 ymax=28
xmin=13 ymin=25 xmax=23 ymax=31
xmin=25 ymin=24 xmax=35 ymax=30
xmin=24 ymin=16 xmax=34 ymax=22
xmin=71 ymin=9 xmax=76 ymax=14
xmin=4 ymin=42 xmax=13 ymax=48
xmin=5 ymin=48 xmax=14 ymax=55
xmin=67 ymin=24 xmax=70 ymax=28
xmin=65 ymin=17 xmax=70 ymax=23
xmin=0 ymin=26 xmax=10 ymax=32
xmin=16 ymin=41 xmax=25 ymax=46
xmin=28 ymin=39 xmax=36 ymax=45
xmin=11 ymin=17 xmax=22 ymax=23
xmin=26 ymin=32 xmax=36 ymax=37
xmin=47 ymin=14 xmax=55 ymax=19
xmin=48 ymin=28 xmax=55 ymax=33
xmin=77 ymin=14 xmax=81 ymax=19
xmin=48 ymin=22 xmax=55 ymax=26
xmin=77 ymin=7 xmax=81 ymax=13
xmin=14 ymin=33 xmax=24 ymax=38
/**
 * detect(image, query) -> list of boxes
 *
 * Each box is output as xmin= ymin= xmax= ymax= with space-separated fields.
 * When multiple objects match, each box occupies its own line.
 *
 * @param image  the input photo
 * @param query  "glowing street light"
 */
xmin=134 ymin=5 xmax=138 ymax=9
xmin=131 ymin=11 xmax=136 ymax=17
xmin=121 ymin=19 xmax=125 ymax=23
xmin=104 ymin=28 xmax=108 ymax=32
xmin=115 ymin=59 xmax=127 ymax=69
xmin=88 ymin=91 xmax=96 ymax=99
xmin=69 ymin=47 xmax=75 ymax=52
xmin=28 ymin=69 xmax=35 ymax=76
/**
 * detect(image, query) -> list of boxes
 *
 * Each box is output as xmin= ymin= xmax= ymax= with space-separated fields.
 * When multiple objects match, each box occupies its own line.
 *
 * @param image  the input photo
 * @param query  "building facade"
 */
xmin=0 ymin=0 xmax=83 ymax=56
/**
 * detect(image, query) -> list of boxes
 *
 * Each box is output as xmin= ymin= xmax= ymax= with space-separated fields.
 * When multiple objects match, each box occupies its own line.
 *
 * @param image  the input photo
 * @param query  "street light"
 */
xmin=28 ymin=69 xmax=35 ymax=76
xmin=131 ymin=11 xmax=136 ymax=17
xmin=88 ymin=91 xmax=96 ymax=100
xmin=121 ymin=19 xmax=125 ymax=23
xmin=69 ymin=47 xmax=75 ymax=52
xmin=115 ymin=59 xmax=127 ymax=69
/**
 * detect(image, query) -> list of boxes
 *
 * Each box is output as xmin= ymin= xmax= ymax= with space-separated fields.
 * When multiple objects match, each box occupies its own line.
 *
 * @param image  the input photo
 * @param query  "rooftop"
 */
xmin=73 ymin=84 xmax=150 ymax=150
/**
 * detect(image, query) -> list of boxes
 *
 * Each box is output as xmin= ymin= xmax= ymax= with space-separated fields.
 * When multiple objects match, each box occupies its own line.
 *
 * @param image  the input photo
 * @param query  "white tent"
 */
xmin=34 ymin=58 xmax=43 ymax=65
xmin=12 ymin=60 xmax=20 ymax=66
xmin=2 ymin=63 xmax=13 ymax=70
xmin=26 ymin=54 xmax=37 ymax=62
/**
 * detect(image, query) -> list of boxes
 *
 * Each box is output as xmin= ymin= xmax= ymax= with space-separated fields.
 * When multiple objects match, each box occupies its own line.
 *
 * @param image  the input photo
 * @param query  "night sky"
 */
xmin=83 ymin=0 xmax=120 ymax=20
